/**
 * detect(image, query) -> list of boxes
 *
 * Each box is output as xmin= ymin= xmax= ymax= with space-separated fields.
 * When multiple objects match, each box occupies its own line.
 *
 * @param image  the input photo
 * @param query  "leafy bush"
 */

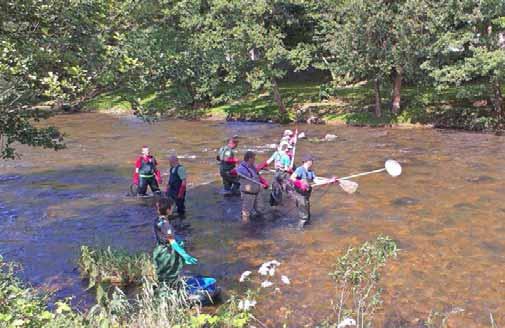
xmin=0 ymin=256 xmax=85 ymax=327
xmin=78 ymin=245 xmax=156 ymax=287
xmin=327 ymin=235 xmax=398 ymax=328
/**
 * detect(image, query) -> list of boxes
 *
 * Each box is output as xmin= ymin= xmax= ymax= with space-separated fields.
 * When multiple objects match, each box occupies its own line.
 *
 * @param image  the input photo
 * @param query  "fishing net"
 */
xmin=338 ymin=179 xmax=358 ymax=194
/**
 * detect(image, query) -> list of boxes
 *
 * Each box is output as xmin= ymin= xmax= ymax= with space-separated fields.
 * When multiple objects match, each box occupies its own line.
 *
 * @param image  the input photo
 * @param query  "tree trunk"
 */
xmin=391 ymin=67 xmax=402 ymax=114
xmin=374 ymin=78 xmax=382 ymax=118
xmin=271 ymin=78 xmax=286 ymax=114
xmin=492 ymin=77 xmax=504 ymax=123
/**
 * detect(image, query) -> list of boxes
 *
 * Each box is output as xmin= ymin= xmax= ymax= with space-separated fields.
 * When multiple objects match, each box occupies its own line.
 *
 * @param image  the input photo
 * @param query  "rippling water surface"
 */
xmin=0 ymin=113 xmax=504 ymax=327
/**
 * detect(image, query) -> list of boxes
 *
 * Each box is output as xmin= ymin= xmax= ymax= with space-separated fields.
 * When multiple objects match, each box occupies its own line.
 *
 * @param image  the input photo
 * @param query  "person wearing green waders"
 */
xmin=216 ymin=135 xmax=240 ymax=196
xmin=153 ymin=198 xmax=197 ymax=285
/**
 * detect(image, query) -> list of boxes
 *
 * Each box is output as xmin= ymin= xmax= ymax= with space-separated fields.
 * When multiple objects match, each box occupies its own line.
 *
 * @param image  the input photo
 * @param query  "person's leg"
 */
xmin=221 ymin=174 xmax=232 ymax=192
xmin=175 ymin=195 xmax=186 ymax=216
xmin=296 ymin=193 xmax=310 ymax=229
xmin=138 ymin=177 xmax=148 ymax=195
xmin=148 ymin=178 xmax=161 ymax=194
xmin=241 ymin=193 xmax=254 ymax=223
xmin=231 ymin=176 xmax=241 ymax=195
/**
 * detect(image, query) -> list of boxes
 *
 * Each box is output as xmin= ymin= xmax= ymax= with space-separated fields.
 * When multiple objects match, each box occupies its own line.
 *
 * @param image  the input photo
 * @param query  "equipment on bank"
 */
xmin=184 ymin=275 xmax=221 ymax=305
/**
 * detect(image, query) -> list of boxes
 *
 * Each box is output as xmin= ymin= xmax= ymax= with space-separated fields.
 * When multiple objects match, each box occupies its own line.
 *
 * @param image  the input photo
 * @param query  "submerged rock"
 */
xmin=465 ymin=175 xmax=495 ymax=183
xmin=324 ymin=134 xmax=338 ymax=141
xmin=391 ymin=197 xmax=419 ymax=207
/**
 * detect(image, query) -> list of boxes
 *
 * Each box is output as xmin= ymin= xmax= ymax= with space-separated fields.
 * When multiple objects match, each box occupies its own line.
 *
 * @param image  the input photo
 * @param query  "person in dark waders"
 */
xmin=260 ymin=141 xmax=292 ymax=206
xmin=165 ymin=155 xmax=190 ymax=229
xmin=133 ymin=146 xmax=162 ymax=196
xmin=153 ymin=198 xmax=197 ymax=286
xmin=290 ymin=155 xmax=333 ymax=230
xmin=217 ymin=136 xmax=240 ymax=196
xmin=165 ymin=155 xmax=187 ymax=217
xmin=236 ymin=151 xmax=269 ymax=223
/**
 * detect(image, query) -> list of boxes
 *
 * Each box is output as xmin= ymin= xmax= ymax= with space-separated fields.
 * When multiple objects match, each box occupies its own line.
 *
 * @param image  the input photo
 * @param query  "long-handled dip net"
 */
xmin=313 ymin=160 xmax=402 ymax=194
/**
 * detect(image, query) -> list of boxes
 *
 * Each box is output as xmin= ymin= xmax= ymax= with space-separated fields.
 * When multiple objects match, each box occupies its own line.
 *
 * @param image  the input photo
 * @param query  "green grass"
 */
xmin=84 ymin=80 xmax=503 ymax=130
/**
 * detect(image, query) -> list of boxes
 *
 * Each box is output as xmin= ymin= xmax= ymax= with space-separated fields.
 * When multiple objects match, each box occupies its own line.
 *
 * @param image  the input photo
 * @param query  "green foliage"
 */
xmin=327 ymin=236 xmax=398 ymax=328
xmin=78 ymin=246 xmax=155 ymax=303
xmin=0 ymin=256 xmax=85 ymax=327
xmin=422 ymin=0 xmax=505 ymax=125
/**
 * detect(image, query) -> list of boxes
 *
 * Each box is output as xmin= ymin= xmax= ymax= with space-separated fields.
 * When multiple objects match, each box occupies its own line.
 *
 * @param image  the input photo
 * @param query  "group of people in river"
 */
xmin=215 ymin=131 xmax=338 ymax=228
xmin=130 ymin=130 xmax=338 ymax=285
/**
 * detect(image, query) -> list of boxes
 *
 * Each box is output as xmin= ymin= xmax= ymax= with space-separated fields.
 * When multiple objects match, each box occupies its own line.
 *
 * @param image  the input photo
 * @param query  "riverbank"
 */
xmin=82 ymin=81 xmax=504 ymax=132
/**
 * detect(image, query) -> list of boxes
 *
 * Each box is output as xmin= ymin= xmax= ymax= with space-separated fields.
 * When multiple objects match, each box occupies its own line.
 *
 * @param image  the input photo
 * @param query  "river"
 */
xmin=0 ymin=113 xmax=504 ymax=327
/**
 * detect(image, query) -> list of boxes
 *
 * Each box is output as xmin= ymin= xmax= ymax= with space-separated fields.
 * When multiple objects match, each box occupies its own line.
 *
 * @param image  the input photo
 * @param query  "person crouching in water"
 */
xmin=217 ymin=136 xmax=240 ymax=196
xmin=236 ymin=151 xmax=269 ymax=223
xmin=290 ymin=155 xmax=316 ymax=230
xmin=133 ymin=146 xmax=162 ymax=196
xmin=153 ymin=197 xmax=197 ymax=286
xmin=166 ymin=155 xmax=187 ymax=218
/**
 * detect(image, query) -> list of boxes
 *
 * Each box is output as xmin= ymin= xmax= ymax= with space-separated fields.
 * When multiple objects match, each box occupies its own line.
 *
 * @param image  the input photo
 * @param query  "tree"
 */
xmin=314 ymin=0 xmax=432 ymax=117
xmin=0 ymin=0 xmax=140 ymax=158
xmin=422 ymin=0 xmax=505 ymax=126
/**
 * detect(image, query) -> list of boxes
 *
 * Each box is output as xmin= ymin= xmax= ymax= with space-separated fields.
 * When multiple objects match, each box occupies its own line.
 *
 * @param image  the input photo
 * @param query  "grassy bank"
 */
xmin=83 ymin=81 xmax=504 ymax=131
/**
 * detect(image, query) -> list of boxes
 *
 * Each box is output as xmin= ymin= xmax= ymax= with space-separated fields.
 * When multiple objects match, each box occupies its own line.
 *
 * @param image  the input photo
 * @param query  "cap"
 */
xmin=302 ymin=154 xmax=314 ymax=162
xmin=283 ymin=129 xmax=293 ymax=137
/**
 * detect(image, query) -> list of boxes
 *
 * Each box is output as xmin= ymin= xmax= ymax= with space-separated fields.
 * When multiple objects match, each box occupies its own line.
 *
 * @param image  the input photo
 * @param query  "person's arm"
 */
xmin=177 ymin=167 xmax=187 ymax=199
xmin=290 ymin=168 xmax=309 ymax=191
xmin=133 ymin=157 xmax=141 ymax=184
xmin=169 ymin=239 xmax=197 ymax=264
xmin=224 ymin=150 xmax=239 ymax=165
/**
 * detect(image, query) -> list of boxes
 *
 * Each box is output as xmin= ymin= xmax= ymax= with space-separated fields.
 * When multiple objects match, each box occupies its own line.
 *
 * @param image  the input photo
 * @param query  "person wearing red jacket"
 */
xmin=217 ymin=136 xmax=240 ymax=196
xmin=133 ymin=146 xmax=162 ymax=196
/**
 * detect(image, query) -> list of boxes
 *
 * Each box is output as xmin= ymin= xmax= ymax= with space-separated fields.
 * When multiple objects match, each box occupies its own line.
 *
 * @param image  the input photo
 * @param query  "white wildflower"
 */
xmin=239 ymin=271 xmax=252 ymax=282
xmin=337 ymin=318 xmax=356 ymax=328
xmin=258 ymin=264 xmax=269 ymax=276
xmin=238 ymin=299 xmax=257 ymax=311
xmin=258 ymin=260 xmax=281 ymax=276
xmin=281 ymin=275 xmax=290 ymax=285
xmin=261 ymin=280 xmax=273 ymax=288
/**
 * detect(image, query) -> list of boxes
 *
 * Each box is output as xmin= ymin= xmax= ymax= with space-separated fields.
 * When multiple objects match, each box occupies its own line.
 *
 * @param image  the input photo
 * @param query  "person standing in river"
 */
xmin=263 ymin=141 xmax=292 ymax=206
xmin=290 ymin=155 xmax=328 ymax=229
xmin=165 ymin=155 xmax=187 ymax=218
xmin=217 ymin=136 xmax=240 ymax=196
xmin=133 ymin=146 xmax=162 ymax=196
xmin=236 ymin=151 xmax=269 ymax=223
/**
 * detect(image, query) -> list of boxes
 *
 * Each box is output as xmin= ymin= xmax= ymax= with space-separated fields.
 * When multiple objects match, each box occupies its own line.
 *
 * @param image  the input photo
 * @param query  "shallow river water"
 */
xmin=0 ymin=113 xmax=504 ymax=327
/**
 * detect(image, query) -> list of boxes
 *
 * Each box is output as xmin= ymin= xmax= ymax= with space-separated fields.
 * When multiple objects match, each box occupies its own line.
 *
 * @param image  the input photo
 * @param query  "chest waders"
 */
xmin=138 ymin=157 xmax=160 ymax=195
xmin=218 ymin=146 xmax=240 ymax=194
xmin=153 ymin=219 xmax=184 ymax=286
xmin=167 ymin=165 xmax=186 ymax=216
xmin=294 ymin=168 xmax=314 ymax=229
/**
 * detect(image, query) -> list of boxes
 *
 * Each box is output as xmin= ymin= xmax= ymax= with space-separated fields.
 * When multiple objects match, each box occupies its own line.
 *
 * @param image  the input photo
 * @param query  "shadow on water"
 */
xmin=0 ymin=164 xmax=305 ymax=310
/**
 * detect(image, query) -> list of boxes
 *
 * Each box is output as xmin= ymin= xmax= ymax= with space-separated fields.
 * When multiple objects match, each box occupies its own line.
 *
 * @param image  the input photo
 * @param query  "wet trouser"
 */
xmin=167 ymin=189 xmax=186 ymax=216
xmin=220 ymin=171 xmax=240 ymax=194
xmin=294 ymin=192 xmax=311 ymax=228
xmin=241 ymin=192 xmax=259 ymax=223
xmin=138 ymin=176 xmax=160 ymax=195
xmin=270 ymin=171 xmax=288 ymax=206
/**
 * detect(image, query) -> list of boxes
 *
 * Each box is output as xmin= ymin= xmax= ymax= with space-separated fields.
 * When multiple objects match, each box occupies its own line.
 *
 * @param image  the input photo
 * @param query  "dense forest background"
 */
xmin=1 ymin=0 xmax=504 ymax=158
